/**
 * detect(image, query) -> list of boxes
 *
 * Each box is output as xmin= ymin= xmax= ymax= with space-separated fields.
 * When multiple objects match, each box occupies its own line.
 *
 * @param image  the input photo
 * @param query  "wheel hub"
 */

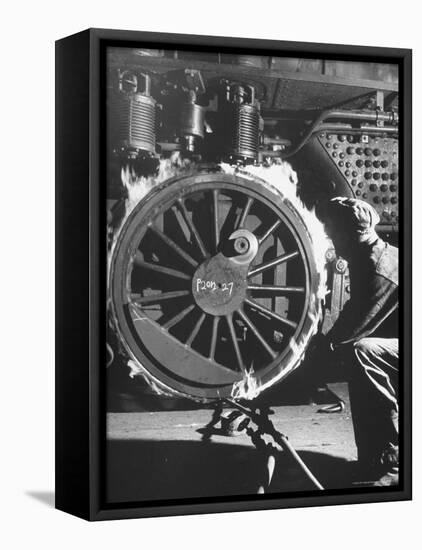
xmin=192 ymin=253 xmax=248 ymax=316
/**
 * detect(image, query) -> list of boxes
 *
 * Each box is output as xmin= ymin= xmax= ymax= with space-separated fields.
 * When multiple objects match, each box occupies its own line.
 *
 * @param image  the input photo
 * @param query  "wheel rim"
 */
xmin=110 ymin=172 xmax=320 ymax=400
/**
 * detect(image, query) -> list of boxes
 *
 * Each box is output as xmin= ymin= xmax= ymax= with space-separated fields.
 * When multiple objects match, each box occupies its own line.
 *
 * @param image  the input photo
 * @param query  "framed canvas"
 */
xmin=55 ymin=28 xmax=412 ymax=520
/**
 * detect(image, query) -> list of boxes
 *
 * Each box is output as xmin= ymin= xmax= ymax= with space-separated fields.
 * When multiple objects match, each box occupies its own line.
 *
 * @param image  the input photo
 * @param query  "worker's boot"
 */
xmin=373 ymin=444 xmax=399 ymax=487
xmin=352 ymin=443 xmax=399 ymax=486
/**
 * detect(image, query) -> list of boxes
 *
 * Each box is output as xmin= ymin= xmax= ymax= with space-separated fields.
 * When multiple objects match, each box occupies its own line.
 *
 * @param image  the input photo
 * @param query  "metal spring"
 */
xmin=110 ymin=91 xmax=156 ymax=155
xmin=229 ymin=103 xmax=260 ymax=161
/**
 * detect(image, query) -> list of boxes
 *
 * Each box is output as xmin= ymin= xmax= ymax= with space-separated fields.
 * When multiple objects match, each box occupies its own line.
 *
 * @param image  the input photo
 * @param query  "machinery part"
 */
xmin=108 ymin=71 xmax=157 ymax=159
xmin=264 ymin=108 xmax=399 ymax=126
xmin=228 ymin=229 xmax=259 ymax=264
xmin=317 ymin=400 xmax=345 ymax=413
xmin=158 ymin=69 xmax=206 ymax=154
xmin=179 ymin=90 xmax=205 ymax=153
xmin=318 ymin=133 xmax=399 ymax=225
xmin=110 ymin=172 xmax=320 ymax=400
xmin=270 ymin=108 xmax=398 ymax=160
xmin=223 ymin=398 xmax=324 ymax=491
xmin=222 ymin=83 xmax=261 ymax=164
xmin=291 ymin=131 xmax=398 ymax=230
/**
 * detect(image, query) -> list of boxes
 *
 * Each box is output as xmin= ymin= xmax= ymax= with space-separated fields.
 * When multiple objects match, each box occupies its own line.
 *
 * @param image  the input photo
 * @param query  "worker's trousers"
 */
xmin=344 ymin=338 xmax=399 ymax=463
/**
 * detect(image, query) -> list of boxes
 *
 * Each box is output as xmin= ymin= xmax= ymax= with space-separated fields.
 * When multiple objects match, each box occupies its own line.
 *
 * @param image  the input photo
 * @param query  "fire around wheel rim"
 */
xmin=110 ymin=171 xmax=321 ymax=400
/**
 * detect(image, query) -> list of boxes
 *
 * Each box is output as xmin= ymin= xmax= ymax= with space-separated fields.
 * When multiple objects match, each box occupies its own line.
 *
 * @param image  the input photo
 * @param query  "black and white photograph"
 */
xmin=104 ymin=43 xmax=406 ymax=506
xmin=3 ymin=0 xmax=421 ymax=546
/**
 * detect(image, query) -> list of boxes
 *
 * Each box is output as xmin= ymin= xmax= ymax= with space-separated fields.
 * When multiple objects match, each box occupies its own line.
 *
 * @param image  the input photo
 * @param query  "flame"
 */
xmin=127 ymin=359 xmax=184 ymax=399
xmin=122 ymin=152 xmax=194 ymax=217
xmin=230 ymin=366 xmax=259 ymax=400
xmin=108 ymin=157 xmax=329 ymax=401
xmin=107 ymin=152 xmax=194 ymax=276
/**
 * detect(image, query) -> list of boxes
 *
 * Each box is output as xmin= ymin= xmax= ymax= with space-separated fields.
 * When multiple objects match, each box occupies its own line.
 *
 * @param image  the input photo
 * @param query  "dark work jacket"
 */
xmin=328 ymin=238 xmax=398 ymax=346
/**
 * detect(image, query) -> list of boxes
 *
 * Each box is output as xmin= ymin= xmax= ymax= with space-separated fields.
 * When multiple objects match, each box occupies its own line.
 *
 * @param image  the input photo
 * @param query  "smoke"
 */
xmin=108 ymin=156 xmax=329 ymax=401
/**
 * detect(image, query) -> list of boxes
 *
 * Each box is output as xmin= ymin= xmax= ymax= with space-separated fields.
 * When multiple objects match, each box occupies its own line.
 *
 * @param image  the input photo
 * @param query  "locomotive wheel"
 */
xmin=110 ymin=172 xmax=320 ymax=400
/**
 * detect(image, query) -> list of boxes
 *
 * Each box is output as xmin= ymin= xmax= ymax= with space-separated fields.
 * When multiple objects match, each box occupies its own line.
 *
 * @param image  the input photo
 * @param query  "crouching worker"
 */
xmin=315 ymin=197 xmax=399 ymax=486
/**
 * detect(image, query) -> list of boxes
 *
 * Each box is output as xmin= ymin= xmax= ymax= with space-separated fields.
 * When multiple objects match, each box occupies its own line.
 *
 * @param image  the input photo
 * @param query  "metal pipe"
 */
xmin=264 ymin=109 xmax=398 ymax=124
xmin=279 ymin=108 xmax=333 ymax=158
xmin=315 ymin=123 xmax=398 ymax=135
xmin=327 ymin=109 xmax=398 ymax=123
xmin=263 ymin=108 xmax=398 ymax=159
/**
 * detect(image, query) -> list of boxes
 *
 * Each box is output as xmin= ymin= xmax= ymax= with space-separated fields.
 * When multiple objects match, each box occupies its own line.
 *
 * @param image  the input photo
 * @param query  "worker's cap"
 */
xmin=316 ymin=197 xmax=380 ymax=235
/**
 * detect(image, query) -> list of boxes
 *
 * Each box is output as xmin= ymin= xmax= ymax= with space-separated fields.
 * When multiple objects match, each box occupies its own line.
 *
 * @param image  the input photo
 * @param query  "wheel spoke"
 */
xmin=237 ymin=197 xmax=253 ymax=229
xmin=259 ymin=220 xmax=281 ymax=245
xmin=226 ymin=314 xmax=246 ymax=373
xmin=212 ymin=189 xmax=219 ymax=251
xmin=244 ymin=298 xmax=298 ymax=330
xmin=247 ymin=284 xmax=305 ymax=294
xmin=176 ymin=199 xmax=208 ymax=258
xmin=149 ymin=225 xmax=198 ymax=267
xmin=185 ymin=312 xmax=206 ymax=346
xmin=131 ymin=290 xmax=191 ymax=305
xmin=163 ymin=303 xmax=195 ymax=330
xmin=134 ymin=252 xmax=191 ymax=281
xmin=209 ymin=316 xmax=220 ymax=360
xmin=237 ymin=309 xmax=277 ymax=359
xmin=248 ymin=250 xmax=300 ymax=278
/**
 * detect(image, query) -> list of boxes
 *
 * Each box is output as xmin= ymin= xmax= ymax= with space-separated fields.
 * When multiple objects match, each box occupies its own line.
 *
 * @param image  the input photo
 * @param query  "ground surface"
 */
xmin=106 ymin=383 xmax=358 ymax=503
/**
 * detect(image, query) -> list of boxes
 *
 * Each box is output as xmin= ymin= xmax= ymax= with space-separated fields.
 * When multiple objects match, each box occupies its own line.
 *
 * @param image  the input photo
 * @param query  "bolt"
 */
xmin=234 ymin=236 xmax=250 ymax=255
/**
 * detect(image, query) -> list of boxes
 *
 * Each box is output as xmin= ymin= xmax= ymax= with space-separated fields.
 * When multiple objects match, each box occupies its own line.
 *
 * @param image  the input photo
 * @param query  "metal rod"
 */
xmin=248 ymin=250 xmax=300 ymax=278
xmin=226 ymin=314 xmax=246 ymax=373
xmin=237 ymin=197 xmax=254 ymax=229
xmin=185 ymin=312 xmax=206 ymax=346
xmin=163 ymin=303 xmax=196 ymax=330
xmin=263 ymin=108 xmax=398 ymax=124
xmin=325 ymin=109 xmax=397 ymax=123
xmin=247 ymin=284 xmax=305 ymax=294
xmin=149 ymin=225 xmax=198 ymax=267
xmin=237 ymin=308 xmax=277 ymax=359
xmin=245 ymin=298 xmax=297 ymax=330
xmin=209 ymin=316 xmax=220 ymax=360
xmin=316 ymin=123 xmax=398 ymax=135
xmin=212 ymin=189 xmax=219 ymax=251
xmin=258 ymin=220 xmax=281 ymax=245
xmin=279 ymin=437 xmax=324 ymax=490
xmin=134 ymin=253 xmax=191 ymax=281
xmin=132 ymin=290 xmax=191 ymax=305
xmin=177 ymin=199 xmax=208 ymax=258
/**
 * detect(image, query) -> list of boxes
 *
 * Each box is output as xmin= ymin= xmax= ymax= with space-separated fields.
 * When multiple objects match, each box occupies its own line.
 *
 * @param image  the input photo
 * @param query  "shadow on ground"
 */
xmin=26 ymin=491 xmax=55 ymax=508
xmin=107 ymin=438 xmax=354 ymax=504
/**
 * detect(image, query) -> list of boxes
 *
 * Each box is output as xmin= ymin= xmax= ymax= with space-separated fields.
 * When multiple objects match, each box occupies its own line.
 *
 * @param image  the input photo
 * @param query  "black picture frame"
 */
xmin=55 ymin=28 xmax=412 ymax=521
